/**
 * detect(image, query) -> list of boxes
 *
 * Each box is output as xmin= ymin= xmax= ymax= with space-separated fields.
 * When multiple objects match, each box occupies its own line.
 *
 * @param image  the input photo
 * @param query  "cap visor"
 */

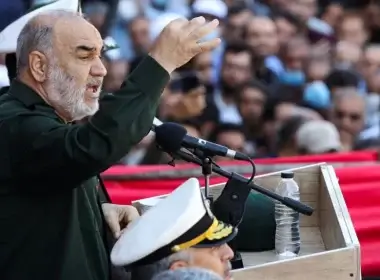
xmin=193 ymin=221 xmax=238 ymax=248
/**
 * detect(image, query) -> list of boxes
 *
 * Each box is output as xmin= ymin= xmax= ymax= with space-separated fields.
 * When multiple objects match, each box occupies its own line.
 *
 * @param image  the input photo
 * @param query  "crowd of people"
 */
xmin=63 ymin=0 xmax=380 ymax=165
xmin=1 ymin=0 xmax=380 ymax=164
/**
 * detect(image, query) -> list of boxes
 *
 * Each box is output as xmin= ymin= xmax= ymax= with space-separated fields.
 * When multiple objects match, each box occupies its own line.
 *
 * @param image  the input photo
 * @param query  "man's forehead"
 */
xmin=54 ymin=18 xmax=103 ymax=49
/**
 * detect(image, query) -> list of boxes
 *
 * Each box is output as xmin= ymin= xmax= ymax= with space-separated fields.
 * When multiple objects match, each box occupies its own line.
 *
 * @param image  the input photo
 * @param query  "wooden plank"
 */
xmin=233 ymin=247 xmax=359 ymax=280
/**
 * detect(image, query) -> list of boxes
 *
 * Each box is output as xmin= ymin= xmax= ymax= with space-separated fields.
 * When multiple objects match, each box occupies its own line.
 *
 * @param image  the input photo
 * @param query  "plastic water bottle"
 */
xmin=274 ymin=171 xmax=301 ymax=259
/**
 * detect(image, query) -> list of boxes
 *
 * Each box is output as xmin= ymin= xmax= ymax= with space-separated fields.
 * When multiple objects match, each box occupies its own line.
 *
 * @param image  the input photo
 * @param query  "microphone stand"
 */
xmin=201 ymin=155 xmax=214 ymax=205
xmin=191 ymin=150 xmax=244 ymax=269
xmin=171 ymin=149 xmax=314 ymax=216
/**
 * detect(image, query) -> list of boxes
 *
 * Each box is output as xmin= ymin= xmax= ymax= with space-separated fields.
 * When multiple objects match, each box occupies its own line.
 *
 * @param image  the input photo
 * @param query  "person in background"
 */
xmin=358 ymin=44 xmax=380 ymax=91
xmin=330 ymin=88 xmax=366 ymax=151
xmin=324 ymin=69 xmax=360 ymax=96
xmin=296 ymin=120 xmax=342 ymax=154
xmin=102 ymin=58 xmax=130 ymax=93
xmin=202 ymin=42 xmax=253 ymax=132
xmin=237 ymin=80 xmax=268 ymax=156
xmin=336 ymin=11 xmax=368 ymax=48
xmin=244 ymin=16 xmax=281 ymax=77
xmin=333 ymin=40 xmax=362 ymax=69
xmin=191 ymin=51 xmax=214 ymax=92
xmin=274 ymin=116 xmax=307 ymax=157
xmin=83 ymin=1 xmax=108 ymax=31
xmin=277 ymin=36 xmax=310 ymax=85
xmin=272 ymin=10 xmax=303 ymax=47
xmin=223 ymin=2 xmax=253 ymax=44
xmin=128 ymin=16 xmax=151 ymax=58
xmin=211 ymin=123 xmax=247 ymax=162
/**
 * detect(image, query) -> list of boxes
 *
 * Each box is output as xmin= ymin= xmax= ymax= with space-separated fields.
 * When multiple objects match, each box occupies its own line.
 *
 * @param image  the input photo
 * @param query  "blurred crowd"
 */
xmin=2 ymin=0 xmax=380 ymax=165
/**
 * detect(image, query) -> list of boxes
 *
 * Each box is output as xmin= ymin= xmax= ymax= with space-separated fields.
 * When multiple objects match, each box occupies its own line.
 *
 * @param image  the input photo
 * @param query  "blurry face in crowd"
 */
xmin=365 ymin=3 xmax=380 ymax=29
xmin=359 ymin=46 xmax=380 ymax=82
xmin=215 ymin=130 xmax=246 ymax=161
xmin=245 ymin=17 xmax=278 ymax=57
xmin=321 ymin=3 xmax=343 ymax=29
xmin=193 ymin=52 xmax=213 ymax=85
xmin=337 ymin=16 xmax=368 ymax=47
xmin=221 ymin=51 xmax=252 ymax=94
xmin=332 ymin=94 xmax=365 ymax=136
xmin=334 ymin=41 xmax=362 ymax=67
xmin=282 ymin=39 xmax=309 ymax=71
xmin=274 ymin=18 xmax=298 ymax=46
xmin=171 ymin=245 xmax=234 ymax=280
xmin=288 ymin=0 xmax=317 ymax=22
xmin=39 ymin=17 xmax=106 ymax=121
xmin=224 ymin=9 xmax=253 ymax=42
xmin=238 ymin=86 xmax=266 ymax=125
xmin=306 ymin=58 xmax=331 ymax=81
xmin=103 ymin=60 xmax=129 ymax=92
xmin=216 ymin=130 xmax=246 ymax=152
xmin=270 ymin=0 xmax=288 ymax=10
xmin=129 ymin=17 xmax=150 ymax=53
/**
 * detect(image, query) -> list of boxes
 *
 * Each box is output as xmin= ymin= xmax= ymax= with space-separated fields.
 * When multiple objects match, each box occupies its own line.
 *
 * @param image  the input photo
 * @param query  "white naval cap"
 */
xmin=0 ymin=0 xmax=81 ymax=54
xmin=111 ymin=178 xmax=237 ymax=267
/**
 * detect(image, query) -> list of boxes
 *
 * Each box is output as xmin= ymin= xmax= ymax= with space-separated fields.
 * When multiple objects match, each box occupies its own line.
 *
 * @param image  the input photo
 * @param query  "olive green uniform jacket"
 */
xmin=0 ymin=56 xmax=169 ymax=280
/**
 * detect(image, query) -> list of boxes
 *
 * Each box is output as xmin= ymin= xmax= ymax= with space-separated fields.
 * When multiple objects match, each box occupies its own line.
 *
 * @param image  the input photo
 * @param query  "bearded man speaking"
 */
xmin=0 ymin=7 xmax=221 ymax=280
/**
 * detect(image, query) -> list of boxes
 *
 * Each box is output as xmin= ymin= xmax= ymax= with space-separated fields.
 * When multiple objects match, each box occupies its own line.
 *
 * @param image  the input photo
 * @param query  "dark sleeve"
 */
xmin=8 ymin=56 xmax=169 ymax=187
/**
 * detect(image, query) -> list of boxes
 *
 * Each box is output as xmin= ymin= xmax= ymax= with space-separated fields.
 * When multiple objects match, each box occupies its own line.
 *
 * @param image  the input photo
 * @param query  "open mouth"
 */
xmin=87 ymin=85 xmax=100 ymax=93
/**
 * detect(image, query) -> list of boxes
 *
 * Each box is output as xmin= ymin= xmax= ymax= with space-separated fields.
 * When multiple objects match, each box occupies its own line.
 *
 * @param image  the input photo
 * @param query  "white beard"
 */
xmin=45 ymin=62 xmax=101 ymax=121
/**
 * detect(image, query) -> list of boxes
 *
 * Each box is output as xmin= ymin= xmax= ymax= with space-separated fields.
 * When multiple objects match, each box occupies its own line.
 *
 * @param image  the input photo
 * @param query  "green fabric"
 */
xmin=235 ymin=192 xmax=276 ymax=252
xmin=0 ymin=56 xmax=169 ymax=280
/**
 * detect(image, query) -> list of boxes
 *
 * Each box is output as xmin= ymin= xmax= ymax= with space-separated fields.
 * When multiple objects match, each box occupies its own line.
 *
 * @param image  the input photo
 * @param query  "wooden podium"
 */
xmin=132 ymin=163 xmax=361 ymax=280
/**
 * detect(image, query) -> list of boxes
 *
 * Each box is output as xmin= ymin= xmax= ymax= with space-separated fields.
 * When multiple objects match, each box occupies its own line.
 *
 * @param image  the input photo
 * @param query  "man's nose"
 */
xmin=222 ymin=244 xmax=234 ymax=261
xmin=91 ymin=58 xmax=107 ymax=77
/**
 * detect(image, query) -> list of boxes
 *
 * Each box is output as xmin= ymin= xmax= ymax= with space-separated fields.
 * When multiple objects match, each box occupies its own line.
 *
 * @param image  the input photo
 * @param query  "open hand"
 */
xmin=150 ymin=16 xmax=221 ymax=73
xmin=102 ymin=203 xmax=140 ymax=239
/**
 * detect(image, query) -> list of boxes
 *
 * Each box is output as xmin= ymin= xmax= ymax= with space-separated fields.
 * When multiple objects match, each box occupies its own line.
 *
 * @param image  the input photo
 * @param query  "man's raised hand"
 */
xmin=149 ymin=17 xmax=221 ymax=74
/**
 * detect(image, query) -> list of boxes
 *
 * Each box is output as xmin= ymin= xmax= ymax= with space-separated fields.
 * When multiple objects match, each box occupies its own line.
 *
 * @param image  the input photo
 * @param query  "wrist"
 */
xmin=148 ymin=51 xmax=176 ymax=74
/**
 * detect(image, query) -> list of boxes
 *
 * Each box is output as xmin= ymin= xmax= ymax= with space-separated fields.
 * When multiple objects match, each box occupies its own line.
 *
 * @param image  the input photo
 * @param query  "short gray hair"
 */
xmin=131 ymin=250 xmax=192 ymax=280
xmin=16 ymin=10 xmax=83 ymax=74
xmin=152 ymin=268 xmax=223 ymax=280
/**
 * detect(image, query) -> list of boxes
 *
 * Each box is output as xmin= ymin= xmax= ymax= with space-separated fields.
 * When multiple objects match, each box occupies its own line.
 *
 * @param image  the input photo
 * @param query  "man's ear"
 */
xmin=169 ymin=260 xmax=188 ymax=270
xmin=29 ymin=51 xmax=48 ymax=82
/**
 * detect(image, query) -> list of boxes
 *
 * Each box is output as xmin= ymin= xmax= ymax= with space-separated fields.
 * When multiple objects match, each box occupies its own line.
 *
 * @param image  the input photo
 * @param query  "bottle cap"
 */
xmin=281 ymin=172 xmax=294 ymax=179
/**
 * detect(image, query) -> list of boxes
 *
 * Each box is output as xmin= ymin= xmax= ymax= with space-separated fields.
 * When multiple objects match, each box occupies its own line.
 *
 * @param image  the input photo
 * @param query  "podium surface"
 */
xmin=133 ymin=163 xmax=360 ymax=280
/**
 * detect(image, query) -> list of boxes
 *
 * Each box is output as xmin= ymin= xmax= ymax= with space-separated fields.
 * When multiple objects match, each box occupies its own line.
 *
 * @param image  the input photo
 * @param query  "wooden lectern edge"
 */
xmin=321 ymin=165 xmax=360 ymax=246
xmin=321 ymin=165 xmax=361 ymax=278
xmin=232 ymin=246 xmax=352 ymax=272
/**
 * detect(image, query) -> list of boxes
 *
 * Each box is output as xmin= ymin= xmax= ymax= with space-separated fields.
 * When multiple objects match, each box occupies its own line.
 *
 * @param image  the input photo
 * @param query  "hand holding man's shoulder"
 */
xmin=149 ymin=17 xmax=221 ymax=74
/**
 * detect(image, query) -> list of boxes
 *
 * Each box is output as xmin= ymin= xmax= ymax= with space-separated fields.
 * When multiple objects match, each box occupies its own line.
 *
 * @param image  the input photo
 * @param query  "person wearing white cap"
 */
xmin=296 ymin=120 xmax=342 ymax=154
xmin=111 ymin=178 xmax=236 ymax=280
xmin=152 ymin=267 xmax=223 ymax=280
xmin=0 ymin=3 xmax=221 ymax=280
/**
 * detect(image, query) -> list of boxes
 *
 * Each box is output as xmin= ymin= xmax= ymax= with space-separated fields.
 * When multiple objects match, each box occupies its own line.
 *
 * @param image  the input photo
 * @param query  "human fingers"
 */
xmin=190 ymin=19 xmax=219 ymax=42
xmin=194 ymin=37 xmax=222 ymax=53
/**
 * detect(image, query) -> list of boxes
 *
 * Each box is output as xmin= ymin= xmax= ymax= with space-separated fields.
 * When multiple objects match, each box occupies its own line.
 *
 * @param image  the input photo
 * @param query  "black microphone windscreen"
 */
xmin=155 ymin=122 xmax=187 ymax=153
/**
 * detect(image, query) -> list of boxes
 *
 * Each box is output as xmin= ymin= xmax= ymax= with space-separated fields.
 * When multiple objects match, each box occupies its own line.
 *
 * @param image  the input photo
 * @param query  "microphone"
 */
xmin=155 ymin=122 xmax=250 ymax=161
